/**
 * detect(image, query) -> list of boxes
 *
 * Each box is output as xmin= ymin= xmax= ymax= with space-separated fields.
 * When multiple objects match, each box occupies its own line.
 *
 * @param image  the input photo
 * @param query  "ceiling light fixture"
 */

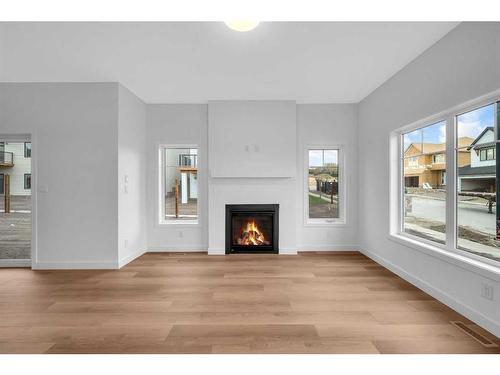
xmin=225 ymin=21 xmax=260 ymax=32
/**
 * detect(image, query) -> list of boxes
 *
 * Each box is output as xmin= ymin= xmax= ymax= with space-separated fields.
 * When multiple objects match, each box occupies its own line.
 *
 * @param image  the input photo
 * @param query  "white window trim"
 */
xmin=389 ymin=88 xmax=500 ymax=278
xmin=304 ymin=144 xmax=347 ymax=226
xmin=157 ymin=143 xmax=200 ymax=226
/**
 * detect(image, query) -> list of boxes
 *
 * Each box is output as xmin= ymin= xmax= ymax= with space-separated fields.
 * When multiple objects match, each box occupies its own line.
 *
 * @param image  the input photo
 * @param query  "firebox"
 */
xmin=225 ymin=204 xmax=279 ymax=254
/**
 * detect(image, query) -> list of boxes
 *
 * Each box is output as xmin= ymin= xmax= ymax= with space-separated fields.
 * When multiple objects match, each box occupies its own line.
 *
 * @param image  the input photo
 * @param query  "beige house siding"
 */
xmin=0 ymin=142 xmax=31 ymax=196
xmin=404 ymin=141 xmax=471 ymax=188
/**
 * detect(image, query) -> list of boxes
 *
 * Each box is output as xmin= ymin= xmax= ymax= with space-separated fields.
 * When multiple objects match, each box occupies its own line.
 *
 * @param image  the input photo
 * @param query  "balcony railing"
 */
xmin=0 ymin=151 xmax=14 ymax=166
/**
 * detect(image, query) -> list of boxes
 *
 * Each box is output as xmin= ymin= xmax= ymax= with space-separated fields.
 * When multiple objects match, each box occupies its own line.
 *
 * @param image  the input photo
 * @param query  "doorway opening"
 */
xmin=0 ymin=136 xmax=32 ymax=267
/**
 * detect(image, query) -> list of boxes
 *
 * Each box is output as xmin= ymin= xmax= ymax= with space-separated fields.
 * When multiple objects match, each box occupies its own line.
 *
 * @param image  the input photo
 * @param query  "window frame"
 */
xmin=432 ymin=153 xmax=445 ymax=164
xmin=400 ymin=120 xmax=448 ymax=245
xmin=390 ymin=90 xmax=500 ymax=273
xmin=304 ymin=144 xmax=346 ymax=226
xmin=157 ymin=144 xmax=200 ymax=226
xmin=24 ymin=173 xmax=31 ymax=190
xmin=480 ymin=147 xmax=495 ymax=161
xmin=24 ymin=142 xmax=31 ymax=158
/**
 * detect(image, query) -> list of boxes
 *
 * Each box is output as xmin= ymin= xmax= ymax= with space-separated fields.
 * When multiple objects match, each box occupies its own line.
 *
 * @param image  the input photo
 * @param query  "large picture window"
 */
xmin=402 ymin=121 xmax=447 ymax=244
xmin=456 ymin=103 xmax=500 ymax=262
xmin=306 ymin=147 xmax=344 ymax=224
xmin=396 ymin=95 xmax=500 ymax=265
xmin=159 ymin=146 xmax=198 ymax=224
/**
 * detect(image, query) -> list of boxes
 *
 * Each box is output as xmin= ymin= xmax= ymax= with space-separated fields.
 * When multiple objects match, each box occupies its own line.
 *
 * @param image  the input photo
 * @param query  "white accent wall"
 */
xmin=358 ymin=22 xmax=500 ymax=336
xmin=208 ymin=101 xmax=297 ymax=178
xmin=207 ymin=101 xmax=297 ymax=254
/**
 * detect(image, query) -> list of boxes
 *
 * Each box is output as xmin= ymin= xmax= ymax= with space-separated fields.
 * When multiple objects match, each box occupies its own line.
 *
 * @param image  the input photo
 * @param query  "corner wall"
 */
xmin=358 ymin=22 xmax=500 ymax=336
xmin=0 ymin=83 xmax=120 ymax=268
xmin=118 ymin=84 xmax=147 ymax=266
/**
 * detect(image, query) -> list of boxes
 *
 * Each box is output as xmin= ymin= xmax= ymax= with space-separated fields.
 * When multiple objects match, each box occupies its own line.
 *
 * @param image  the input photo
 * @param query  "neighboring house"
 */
xmin=0 ymin=142 xmax=32 ymax=196
xmin=404 ymin=137 xmax=473 ymax=188
xmin=165 ymin=148 xmax=198 ymax=204
xmin=458 ymin=127 xmax=496 ymax=192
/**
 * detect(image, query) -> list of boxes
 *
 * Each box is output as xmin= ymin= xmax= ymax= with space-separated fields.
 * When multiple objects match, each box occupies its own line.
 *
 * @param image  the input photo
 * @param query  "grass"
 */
xmin=309 ymin=193 xmax=329 ymax=205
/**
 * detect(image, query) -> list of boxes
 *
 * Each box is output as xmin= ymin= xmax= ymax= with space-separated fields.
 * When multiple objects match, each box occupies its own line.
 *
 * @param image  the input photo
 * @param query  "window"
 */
xmin=395 ymin=96 xmax=500 ymax=266
xmin=159 ymin=146 xmax=198 ymax=224
xmin=432 ymin=153 xmax=445 ymax=163
xmin=306 ymin=148 xmax=343 ymax=223
xmin=457 ymin=103 xmax=499 ymax=262
xmin=0 ymin=174 xmax=4 ymax=195
xmin=402 ymin=121 xmax=446 ymax=244
xmin=24 ymin=173 xmax=31 ymax=190
xmin=407 ymin=156 xmax=419 ymax=167
xmin=479 ymin=147 xmax=495 ymax=161
xmin=24 ymin=142 xmax=31 ymax=158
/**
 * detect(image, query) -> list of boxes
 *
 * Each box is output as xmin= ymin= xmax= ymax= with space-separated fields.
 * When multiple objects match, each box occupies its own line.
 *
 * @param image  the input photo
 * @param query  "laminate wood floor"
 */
xmin=0 ymin=252 xmax=498 ymax=354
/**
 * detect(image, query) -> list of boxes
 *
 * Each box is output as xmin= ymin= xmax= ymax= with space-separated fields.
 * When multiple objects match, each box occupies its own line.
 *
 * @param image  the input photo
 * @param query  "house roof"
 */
xmin=405 ymin=137 xmax=473 ymax=155
xmin=467 ymin=127 xmax=494 ymax=150
xmin=472 ymin=141 xmax=495 ymax=150
xmin=458 ymin=164 xmax=496 ymax=176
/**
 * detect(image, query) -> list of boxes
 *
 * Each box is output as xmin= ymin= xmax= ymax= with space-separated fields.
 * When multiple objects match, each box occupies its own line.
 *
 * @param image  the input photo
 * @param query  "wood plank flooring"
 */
xmin=0 ymin=252 xmax=498 ymax=354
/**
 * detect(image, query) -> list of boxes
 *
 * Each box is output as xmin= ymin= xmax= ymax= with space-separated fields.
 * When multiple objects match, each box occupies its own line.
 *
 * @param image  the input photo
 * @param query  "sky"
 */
xmin=309 ymin=149 xmax=338 ymax=167
xmin=403 ymin=103 xmax=495 ymax=152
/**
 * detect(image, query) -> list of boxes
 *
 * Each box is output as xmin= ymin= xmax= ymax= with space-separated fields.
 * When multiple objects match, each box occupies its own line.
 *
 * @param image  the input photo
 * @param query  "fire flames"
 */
xmin=237 ymin=220 xmax=270 ymax=246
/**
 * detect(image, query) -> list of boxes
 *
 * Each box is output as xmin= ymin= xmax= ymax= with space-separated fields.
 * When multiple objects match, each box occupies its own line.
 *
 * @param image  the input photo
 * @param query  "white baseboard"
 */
xmin=279 ymin=247 xmax=298 ymax=255
xmin=148 ymin=246 xmax=208 ymax=252
xmin=297 ymin=245 xmax=360 ymax=251
xmin=208 ymin=247 xmax=225 ymax=255
xmin=32 ymin=260 xmax=119 ymax=270
xmin=118 ymin=248 xmax=146 ymax=268
xmin=360 ymin=247 xmax=500 ymax=338
xmin=0 ymin=259 xmax=31 ymax=268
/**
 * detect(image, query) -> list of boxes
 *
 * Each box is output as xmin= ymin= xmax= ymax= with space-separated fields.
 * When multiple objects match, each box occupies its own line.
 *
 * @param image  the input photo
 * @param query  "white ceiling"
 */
xmin=0 ymin=22 xmax=458 ymax=103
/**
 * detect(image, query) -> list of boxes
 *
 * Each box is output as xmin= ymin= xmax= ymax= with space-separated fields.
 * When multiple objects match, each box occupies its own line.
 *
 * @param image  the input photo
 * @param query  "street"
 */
xmin=408 ymin=196 xmax=495 ymax=235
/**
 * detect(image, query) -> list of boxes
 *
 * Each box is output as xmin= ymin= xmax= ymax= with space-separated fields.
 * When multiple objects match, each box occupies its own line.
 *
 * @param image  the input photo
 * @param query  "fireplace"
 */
xmin=225 ymin=204 xmax=279 ymax=254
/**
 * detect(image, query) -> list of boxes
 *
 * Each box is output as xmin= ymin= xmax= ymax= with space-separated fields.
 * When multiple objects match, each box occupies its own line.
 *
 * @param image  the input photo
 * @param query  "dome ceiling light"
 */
xmin=225 ymin=21 xmax=260 ymax=32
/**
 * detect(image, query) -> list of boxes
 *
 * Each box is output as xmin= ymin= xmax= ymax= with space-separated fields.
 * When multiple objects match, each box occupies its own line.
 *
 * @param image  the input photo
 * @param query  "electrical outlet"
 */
xmin=481 ymin=283 xmax=494 ymax=301
xmin=178 ymin=231 xmax=183 ymax=238
xmin=124 ymin=239 xmax=128 ymax=248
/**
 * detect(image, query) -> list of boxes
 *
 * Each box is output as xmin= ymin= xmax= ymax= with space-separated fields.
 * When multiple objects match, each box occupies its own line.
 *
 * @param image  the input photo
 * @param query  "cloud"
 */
xmin=457 ymin=105 xmax=494 ymax=139
xmin=438 ymin=123 xmax=446 ymax=143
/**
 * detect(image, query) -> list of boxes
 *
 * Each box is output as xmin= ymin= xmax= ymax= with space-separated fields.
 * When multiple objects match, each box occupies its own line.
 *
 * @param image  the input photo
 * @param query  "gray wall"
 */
xmin=118 ymin=84 xmax=147 ymax=265
xmin=145 ymin=102 xmax=360 ymax=252
xmin=358 ymin=22 xmax=500 ymax=336
xmin=146 ymin=104 xmax=209 ymax=251
xmin=0 ymin=83 xmax=119 ymax=267
xmin=296 ymin=104 xmax=358 ymax=250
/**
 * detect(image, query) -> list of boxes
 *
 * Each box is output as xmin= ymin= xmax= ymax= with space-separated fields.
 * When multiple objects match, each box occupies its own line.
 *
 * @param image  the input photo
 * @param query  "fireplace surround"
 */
xmin=225 ymin=204 xmax=279 ymax=254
